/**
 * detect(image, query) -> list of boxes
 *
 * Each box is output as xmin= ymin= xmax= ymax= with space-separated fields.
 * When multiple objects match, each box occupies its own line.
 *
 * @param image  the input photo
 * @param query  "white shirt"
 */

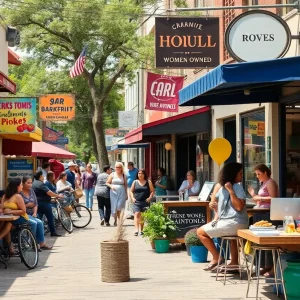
xmin=56 ymin=180 xmax=72 ymax=193
xmin=178 ymin=180 xmax=200 ymax=196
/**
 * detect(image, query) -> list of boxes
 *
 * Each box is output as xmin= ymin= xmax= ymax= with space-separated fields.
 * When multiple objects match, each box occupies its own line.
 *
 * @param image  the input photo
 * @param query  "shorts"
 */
xmin=11 ymin=216 xmax=29 ymax=226
xmin=133 ymin=202 xmax=149 ymax=213
xmin=202 ymin=219 xmax=248 ymax=239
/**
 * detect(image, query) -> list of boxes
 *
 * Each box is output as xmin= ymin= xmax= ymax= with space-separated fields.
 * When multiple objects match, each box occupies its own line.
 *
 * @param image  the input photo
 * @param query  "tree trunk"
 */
xmin=92 ymin=103 xmax=109 ymax=170
xmin=88 ymin=120 xmax=99 ymax=162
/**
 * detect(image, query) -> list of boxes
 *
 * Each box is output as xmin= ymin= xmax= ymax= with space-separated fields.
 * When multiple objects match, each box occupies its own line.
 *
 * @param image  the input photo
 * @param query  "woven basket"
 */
xmin=101 ymin=240 xmax=130 ymax=283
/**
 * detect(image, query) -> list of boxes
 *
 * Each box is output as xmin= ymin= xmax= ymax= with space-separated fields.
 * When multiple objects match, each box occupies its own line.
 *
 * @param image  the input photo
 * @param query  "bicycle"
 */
xmin=43 ymin=198 xmax=73 ymax=234
xmin=0 ymin=223 xmax=39 ymax=269
xmin=70 ymin=198 xmax=92 ymax=228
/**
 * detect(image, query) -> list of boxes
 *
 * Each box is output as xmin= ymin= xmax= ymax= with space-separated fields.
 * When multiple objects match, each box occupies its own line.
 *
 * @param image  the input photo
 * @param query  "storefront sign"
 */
xmin=0 ymin=98 xmax=36 ymax=134
xmin=118 ymin=111 xmax=138 ymax=128
xmin=145 ymin=72 xmax=184 ymax=112
xmin=225 ymin=10 xmax=291 ymax=62
xmin=249 ymin=121 xmax=265 ymax=136
xmin=167 ymin=205 xmax=208 ymax=239
xmin=105 ymin=128 xmax=129 ymax=137
xmin=43 ymin=126 xmax=68 ymax=144
xmin=155 ymin=17 xmax=220 ymax=68
xmin=39 ymin=94 xmax=75 ymax=121
xmin=5 ymin=158 xmax=35 ymax=184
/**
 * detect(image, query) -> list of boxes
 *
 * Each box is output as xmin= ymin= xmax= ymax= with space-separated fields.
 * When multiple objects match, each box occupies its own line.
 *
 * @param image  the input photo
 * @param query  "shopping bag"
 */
xmin=74 ymin=188 xmax=83 ymax=198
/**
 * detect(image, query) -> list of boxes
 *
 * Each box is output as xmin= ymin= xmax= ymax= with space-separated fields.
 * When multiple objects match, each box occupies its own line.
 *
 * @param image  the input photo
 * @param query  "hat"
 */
xmin=68 ymin=162 xmax=77 ymax=167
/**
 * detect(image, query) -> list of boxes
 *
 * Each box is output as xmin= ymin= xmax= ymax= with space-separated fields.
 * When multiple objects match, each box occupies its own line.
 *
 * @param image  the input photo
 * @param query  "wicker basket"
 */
xmin=101 ymin=240 xmax=130 ymax=282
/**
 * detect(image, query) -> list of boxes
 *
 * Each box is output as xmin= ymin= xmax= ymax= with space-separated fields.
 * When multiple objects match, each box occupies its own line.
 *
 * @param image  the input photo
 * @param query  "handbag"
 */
xmin=74 ymin=188 xmax=83 ymax=199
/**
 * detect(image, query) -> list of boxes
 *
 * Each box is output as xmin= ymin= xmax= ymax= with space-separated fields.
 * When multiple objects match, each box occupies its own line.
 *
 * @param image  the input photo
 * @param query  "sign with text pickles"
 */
xmin=0 ymin=98 xmax=36 ymax=134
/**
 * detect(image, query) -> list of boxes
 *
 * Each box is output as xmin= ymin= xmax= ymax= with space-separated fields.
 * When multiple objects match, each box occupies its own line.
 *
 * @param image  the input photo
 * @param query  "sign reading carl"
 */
xmin=39 ymin=94 xmax=75 ymax=121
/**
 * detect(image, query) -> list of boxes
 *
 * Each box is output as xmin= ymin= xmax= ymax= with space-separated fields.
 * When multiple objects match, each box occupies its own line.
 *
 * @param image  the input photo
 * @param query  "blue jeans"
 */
xmin=28 ymin=215 xmax=45 ymax=244
xmin=85 ymin=188 xmax=95 ymax=209
xmin=37 ymin=202 xmax=56 ymax=234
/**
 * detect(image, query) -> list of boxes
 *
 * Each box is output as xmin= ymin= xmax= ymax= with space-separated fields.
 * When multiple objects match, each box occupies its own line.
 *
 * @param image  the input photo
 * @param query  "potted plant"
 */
xmin=100 ymin=212 xmax=130 ymax=282
xmin=142 ymin=203 xmax=176 ymax=253
xmin=184 ymin=228 xmax=198 ymax=256
xmin=184 ymin=229 xmax=208 ymax=263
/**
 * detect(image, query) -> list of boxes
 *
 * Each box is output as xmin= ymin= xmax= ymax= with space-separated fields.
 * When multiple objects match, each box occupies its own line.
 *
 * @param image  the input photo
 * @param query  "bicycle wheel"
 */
xmin=42 ymin=215 xmax=50 ymax=236
xmin=70 ymin=204 xmax=92 ymax=228
xmin=58 ymin=206 xmax=73 ymax=233
xmin=18 ymin=227 xmax=39 ymax=269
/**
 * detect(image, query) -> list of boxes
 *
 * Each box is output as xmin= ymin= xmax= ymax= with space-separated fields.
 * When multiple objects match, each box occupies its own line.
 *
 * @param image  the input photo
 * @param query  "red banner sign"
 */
xmin=145 ymin=72 xmax=184 ymax=112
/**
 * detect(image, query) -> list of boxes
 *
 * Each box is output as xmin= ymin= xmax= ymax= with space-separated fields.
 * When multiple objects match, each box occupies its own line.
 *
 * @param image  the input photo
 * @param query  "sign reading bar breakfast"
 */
xmin=39 ymin=94 xmax=75 ymax=121
xmin=0 ymin=98 xmax=36 ymax=134
xmin=225 ymin=10 xmax=291 ymax=62
xmin=155 ymin=17 xmax=220 ymax=68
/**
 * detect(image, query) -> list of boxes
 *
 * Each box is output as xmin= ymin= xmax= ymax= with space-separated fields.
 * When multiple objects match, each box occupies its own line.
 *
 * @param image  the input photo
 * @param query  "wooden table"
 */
xmin=238 ymin=229 xmax=300 ymax=251
xmin=0 ymin=215 xmax=19 ymax=222
xmin=246 ymin=208 xmax=270 ymax=218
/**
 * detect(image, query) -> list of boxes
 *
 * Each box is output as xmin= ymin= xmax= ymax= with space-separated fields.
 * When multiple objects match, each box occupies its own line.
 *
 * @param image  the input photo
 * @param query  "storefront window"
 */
xmin=242 ymin=110 xmax=266 ymax=195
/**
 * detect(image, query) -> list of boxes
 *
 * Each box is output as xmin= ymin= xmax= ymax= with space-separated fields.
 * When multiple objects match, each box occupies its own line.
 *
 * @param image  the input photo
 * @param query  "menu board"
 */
xmin=5 ymin=158 xmax=35 ymax=185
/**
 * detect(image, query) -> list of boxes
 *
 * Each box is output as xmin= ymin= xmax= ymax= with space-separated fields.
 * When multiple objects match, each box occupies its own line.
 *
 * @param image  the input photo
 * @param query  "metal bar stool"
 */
xmin=216 ymin=236 xmax=249 ymax=285
xmin=246 ymin=245 xmax=287 ymax=300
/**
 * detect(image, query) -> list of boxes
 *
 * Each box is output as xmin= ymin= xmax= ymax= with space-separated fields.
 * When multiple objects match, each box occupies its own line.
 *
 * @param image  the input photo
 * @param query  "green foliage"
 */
xmin=184 ymin=228 xmax=203 ymax=246
xmin=142 ymin=203 xmax=176 ymax=242
xmin=2 ymin=0 xmax=155 ymax=166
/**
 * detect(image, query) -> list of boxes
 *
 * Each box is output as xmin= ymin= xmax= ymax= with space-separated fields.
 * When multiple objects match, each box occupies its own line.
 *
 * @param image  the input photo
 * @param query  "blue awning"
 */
xmin=179 ymin=56 xmax=300 ymax=106
xmin=111 ymin=143 xmax=150 ymax=150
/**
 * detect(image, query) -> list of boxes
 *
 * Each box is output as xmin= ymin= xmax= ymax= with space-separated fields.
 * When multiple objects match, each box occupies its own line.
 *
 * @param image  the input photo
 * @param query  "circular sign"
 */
xmin=225 ymin=10 xmax=291 ymax=62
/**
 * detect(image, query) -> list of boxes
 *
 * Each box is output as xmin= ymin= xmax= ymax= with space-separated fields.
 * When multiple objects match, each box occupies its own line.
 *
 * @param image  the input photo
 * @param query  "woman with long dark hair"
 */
xmin=130 ymin=169 xmax=154 ymax=236
xmin=32 ymin=171 xmax=63 ymax=237
xmin=197 ymin=162 xmax=248 ymax=271
xmin=155 ymin=167 xmax=167 ymax=196
xmin=0 ymin=178 xmax=29 ymax=254
xmin=20 ymin=176 xmax=52 ymax=250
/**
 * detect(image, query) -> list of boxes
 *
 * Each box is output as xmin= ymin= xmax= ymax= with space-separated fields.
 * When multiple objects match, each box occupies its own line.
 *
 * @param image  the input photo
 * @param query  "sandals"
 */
xmin=40 ymin=245 xmax=53 ymax=250
xmin=204 ymin=259 xmax=225 ymax=271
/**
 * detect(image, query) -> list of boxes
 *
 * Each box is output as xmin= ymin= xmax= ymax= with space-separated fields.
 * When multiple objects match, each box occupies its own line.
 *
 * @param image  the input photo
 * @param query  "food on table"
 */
xmin=253 ymin=220 xmax=273 ymax=227
xmin=285 ymin=223 xmax=296 ymax=234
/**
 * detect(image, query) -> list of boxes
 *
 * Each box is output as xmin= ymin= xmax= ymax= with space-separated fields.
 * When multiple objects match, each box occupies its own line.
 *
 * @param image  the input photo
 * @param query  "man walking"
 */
xmin=66 ymin=162 xmax=78 ymax=190
xmin=95 ymin=165 xmax=112 ymax=226
xmin=126 ymin=162 xmax=138 ymax=219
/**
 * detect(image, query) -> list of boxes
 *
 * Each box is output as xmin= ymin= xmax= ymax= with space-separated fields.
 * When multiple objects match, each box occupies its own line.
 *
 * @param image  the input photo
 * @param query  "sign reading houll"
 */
xmin=155 ymin=17 xmax=220 ymax=68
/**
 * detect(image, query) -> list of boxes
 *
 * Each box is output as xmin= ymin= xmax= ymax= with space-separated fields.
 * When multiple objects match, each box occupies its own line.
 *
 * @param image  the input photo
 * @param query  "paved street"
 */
xmin=0 ymin=201 xmax=281 ymax=300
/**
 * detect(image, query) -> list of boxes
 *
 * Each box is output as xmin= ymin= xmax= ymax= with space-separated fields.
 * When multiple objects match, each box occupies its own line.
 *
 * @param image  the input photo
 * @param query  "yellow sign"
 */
xmin=0 ymin=98 xmax=36 ymax=134
xmin=208 ymin=138 xmax=232 ymax=166
xmin=39 ymin=94 xmax=75 ymax=121
xmin=249 ymin=121 xmax=258 ymax=135
xmin=257 ymin=121 xmax=265 ymax=136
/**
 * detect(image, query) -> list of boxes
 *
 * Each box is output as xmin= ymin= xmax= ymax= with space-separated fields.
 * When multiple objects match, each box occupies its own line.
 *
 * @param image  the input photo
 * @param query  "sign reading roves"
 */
xmin=0 ymin=98 xmax=36 ymax=134
xmin=39 ymin=94 xmax=75 ymax=121
xmin=225 ymin=10 xmax=291 ymax=62
xmin=155 ymin=17 xmax=220 ymax=68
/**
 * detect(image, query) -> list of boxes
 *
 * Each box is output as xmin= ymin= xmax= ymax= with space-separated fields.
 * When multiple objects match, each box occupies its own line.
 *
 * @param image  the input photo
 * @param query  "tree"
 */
xmin=9 ymin=57 xmax=124 ymax=162
xmin=2 ymin=0 xmax=155 ymax=169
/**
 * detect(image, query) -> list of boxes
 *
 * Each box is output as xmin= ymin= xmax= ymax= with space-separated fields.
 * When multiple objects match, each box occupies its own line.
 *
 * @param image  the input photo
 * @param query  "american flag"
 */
xmin=70 ymin=46 xmax=87 ymax=78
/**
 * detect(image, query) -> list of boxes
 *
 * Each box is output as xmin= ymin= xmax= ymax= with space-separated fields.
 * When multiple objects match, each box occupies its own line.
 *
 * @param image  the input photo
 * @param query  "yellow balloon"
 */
xmin=208 ymin=138 xmax=232 ymax=166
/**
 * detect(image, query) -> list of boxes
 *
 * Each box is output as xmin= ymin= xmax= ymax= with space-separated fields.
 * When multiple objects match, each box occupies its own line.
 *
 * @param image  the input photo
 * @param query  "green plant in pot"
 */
xmin=184 ymin=228 xmax=199 ymax=256
xmin=142 ymin=203 xmax=176 ymax=253
xmin=185 ymin=228 xmax=208 ymax=263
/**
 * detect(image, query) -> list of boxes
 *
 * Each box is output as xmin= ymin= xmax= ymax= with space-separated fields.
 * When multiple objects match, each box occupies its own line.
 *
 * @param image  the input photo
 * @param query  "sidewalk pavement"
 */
xmin=0 ymin=201 xmax=281 ymax=300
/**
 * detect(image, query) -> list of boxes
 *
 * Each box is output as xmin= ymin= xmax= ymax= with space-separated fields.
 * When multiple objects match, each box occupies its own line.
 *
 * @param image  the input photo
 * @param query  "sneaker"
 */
xmin=100 ymin=219 xmax=105 ymax=226
xmin=134 ymin=232 xmax=138 ymax=236
xmin=139 ymin=231 xmax=144 ymax=236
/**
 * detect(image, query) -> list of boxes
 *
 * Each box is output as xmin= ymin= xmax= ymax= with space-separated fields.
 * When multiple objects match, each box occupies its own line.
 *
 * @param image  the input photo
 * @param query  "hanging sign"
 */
xmin=225 ymin=10 xmax=291 ymax=62
xmin=0 ymin=98 xmax=36 ymax=134
xmin=155 ymin=17 xmax=220 ymax=68
xmin=145 ymin=72 xmax=184 ymax=112
xmin=118 ymin=111 xmax=138 ymax=128
xmin=39 ymin=94 xmax=75 ymax=121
